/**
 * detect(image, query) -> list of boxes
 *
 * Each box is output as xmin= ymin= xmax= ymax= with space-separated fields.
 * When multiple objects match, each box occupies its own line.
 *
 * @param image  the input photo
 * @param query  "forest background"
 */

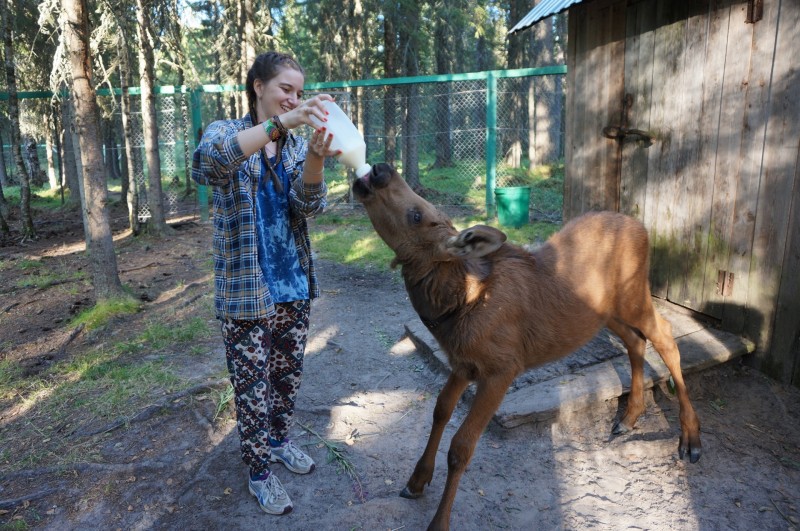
xmin=0 ymin=0 xmax=566 ymax=302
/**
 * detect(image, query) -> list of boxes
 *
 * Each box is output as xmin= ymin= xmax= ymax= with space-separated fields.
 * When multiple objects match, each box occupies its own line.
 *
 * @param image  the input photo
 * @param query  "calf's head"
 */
xmin=352 ymin=163 xmax=507 ymax=266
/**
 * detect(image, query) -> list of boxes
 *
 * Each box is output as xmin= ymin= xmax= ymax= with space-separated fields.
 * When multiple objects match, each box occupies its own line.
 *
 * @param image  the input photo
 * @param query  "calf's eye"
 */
xmin=407 ymin=209 xmax=422 ymax=225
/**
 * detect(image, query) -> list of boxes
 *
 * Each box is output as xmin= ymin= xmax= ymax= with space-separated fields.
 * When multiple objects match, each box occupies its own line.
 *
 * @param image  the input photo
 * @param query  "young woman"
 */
xmin=192 ymin=51 xmax=339 ymax=516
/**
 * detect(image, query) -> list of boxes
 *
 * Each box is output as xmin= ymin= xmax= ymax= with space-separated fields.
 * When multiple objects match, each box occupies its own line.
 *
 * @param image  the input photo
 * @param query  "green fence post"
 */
xmin=189 ymin=88 xmax=208 ymax=221
xmin=485 ymin=71 xmax=497 ymax=219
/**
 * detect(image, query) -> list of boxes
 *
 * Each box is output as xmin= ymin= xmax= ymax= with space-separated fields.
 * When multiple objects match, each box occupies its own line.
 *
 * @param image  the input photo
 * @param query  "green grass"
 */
xmin=70 ymin=297 xmax=142 ymax=331
xmin=311 ymin=164 xmax=564 ymax=270
xmin=3 ymin=184 xmax=72 ymax=210
xmin=118 ymin=316 xmax=215 ymax=354
xmin=311 ymin=213 xmax=395 ymax=269
xmin=0 ymin=359 xmax=22 ymax=391
xmin=9 ymin=257 xmax=88 ymax=289
xmin=0 ymin=307 xmax=216 ymax=472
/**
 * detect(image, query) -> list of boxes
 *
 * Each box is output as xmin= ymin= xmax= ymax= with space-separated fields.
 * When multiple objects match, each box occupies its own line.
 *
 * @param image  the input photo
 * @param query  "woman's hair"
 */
xmin=245 ymin=51 xmax=304 ymax=123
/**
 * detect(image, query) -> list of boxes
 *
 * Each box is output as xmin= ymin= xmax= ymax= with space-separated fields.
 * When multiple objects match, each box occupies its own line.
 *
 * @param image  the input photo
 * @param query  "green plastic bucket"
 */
xmin=494 ymin=186 xmax=531 ymax=228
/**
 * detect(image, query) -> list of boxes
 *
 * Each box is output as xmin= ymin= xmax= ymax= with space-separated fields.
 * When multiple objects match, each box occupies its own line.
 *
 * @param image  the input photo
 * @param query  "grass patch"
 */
xmin=118 ymin=317 xmax=215 ymax=354
xmin=3 ymin=184 xmax=72 ymax=211
xmin=11 ymin=257 xmax=88 ymax=289
xmin=311 ymin=207 xmax=560 ymax=272
xmin=70 ymin=297 xmax=142 ymax=331
xmin=0 ymin=351 xmax=182 ymax=472
xmin=311 ymin=213 xmax=395 ymax=270
xmin=0 ymin=359 xmax=22 ymax=392
xmin=0 ymin=310 xmax=213 ymax=472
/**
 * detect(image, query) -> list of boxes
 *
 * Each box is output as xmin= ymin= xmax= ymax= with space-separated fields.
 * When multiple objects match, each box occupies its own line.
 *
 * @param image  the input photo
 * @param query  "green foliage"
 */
xmin=70 ymin=297 xmax=142 ymax=331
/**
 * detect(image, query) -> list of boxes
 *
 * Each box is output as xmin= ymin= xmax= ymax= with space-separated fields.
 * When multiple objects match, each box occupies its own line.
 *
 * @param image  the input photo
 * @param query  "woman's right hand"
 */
xmin=279 ymin=93 xmax=334 ymax=130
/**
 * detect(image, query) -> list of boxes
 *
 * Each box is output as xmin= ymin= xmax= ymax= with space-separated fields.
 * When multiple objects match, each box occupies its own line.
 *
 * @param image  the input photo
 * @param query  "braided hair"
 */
xmin=245 ymin=51 xmax=305 ymax=125
xmin=245 ymin=52 xmax=304 ymax=193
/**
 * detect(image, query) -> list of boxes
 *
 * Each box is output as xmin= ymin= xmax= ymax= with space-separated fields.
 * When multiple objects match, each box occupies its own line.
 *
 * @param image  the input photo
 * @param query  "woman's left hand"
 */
xmin=279 ymin=94 xmax=333 ymax=130
xmin=308 ymin=127 xmax=340 ymax=158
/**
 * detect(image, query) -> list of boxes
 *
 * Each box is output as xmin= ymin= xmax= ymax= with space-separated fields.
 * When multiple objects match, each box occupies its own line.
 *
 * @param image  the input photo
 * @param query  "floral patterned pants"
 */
xmin=221 ymin=300 xmax=310 ymax=475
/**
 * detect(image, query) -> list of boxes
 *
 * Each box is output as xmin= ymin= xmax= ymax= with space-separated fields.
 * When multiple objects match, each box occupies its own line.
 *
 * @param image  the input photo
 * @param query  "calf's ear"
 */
xmin=445 ymin=225 xmax=507 ymax=258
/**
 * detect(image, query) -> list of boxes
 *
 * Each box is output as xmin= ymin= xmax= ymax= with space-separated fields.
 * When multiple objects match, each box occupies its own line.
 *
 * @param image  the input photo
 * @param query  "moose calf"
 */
xmin=352 ymin=163 xmax=701 ymax=531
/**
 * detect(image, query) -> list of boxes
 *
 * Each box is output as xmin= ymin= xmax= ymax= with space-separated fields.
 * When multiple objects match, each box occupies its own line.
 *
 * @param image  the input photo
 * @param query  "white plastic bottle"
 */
xmin=312 ymin=100 xmax=372 ymax=178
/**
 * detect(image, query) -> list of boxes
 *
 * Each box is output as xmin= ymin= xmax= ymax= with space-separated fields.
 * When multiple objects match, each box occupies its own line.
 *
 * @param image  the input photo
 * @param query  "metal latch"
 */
xmin=602 ymin=126 xmax=654 ymax=147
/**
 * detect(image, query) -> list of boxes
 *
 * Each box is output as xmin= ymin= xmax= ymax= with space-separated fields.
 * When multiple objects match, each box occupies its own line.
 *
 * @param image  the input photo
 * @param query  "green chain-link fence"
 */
xmin=1 ymin=66 xmax=566 ymax=222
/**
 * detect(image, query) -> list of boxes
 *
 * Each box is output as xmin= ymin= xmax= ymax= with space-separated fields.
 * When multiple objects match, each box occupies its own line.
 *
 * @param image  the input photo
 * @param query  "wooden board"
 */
xmin=403 ymin=299 xmax=754 ymax=428
xmin=620 ymin=0 xmax=657 ymax=222
xmin=494 ymin=326 xmax=754 ymax=428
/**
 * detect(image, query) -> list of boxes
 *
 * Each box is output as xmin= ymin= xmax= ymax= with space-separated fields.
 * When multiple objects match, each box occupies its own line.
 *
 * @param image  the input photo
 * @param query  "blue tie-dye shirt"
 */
xmin=255 ymin=152 xmax=309 ymax=303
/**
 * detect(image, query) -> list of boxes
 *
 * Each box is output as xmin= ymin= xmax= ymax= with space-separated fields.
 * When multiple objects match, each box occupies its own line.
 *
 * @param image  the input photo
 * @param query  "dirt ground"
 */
xmin=1 ymin=201 xmax=799 ymax=530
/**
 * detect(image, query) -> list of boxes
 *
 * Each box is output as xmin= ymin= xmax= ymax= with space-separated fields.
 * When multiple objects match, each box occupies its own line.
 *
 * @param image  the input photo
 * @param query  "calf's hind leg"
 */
xmin=607 ymin=319 xmax=647 ymax=434
xmin=628 ymin=307 xmax=702 ymax=463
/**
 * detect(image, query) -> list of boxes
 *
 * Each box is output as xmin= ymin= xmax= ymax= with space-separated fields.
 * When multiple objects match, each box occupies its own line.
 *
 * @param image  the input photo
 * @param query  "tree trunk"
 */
xmin=51 ymin=102 xmax=66 ymax=204
xmin=110 ymin=1 xmax=139 ymax=233
xmin=0 ymin=185 xmax=8 ymax=233
xmin=433 ymin=6 xmax=453 ymax=169
xmin=25 ymin=137 xmax=47 ymax=187
xmin=399 ymin=8 xmax=421 ymax=189
xmin=168 ymin=0 xmax=192 ymax=196
xmin=241 ymin=0 xmax=255 ymax=114
xmin=135 ymin=0 xmax=169 ymax=234
xmin=2 ymin=0 xmax=35 ymax=238
xmin=60 ymin=96 xmax=81 ymax=207
xmin=503 ymin=0 xmax=528 ymax=170
xmin=0 ymin=131 xmax=8 ymax=187
xmin=382 ymin=10 xmax=397 ymax=166
xmin=46 ymin=119 xmax=59 ymax=189
xmin=62 ymin=0 xmax=125 ymax=300
xmin=530 ymin=6 xmax=558 ymax=166
xmin=0 ymin=156 xmax=9 ymax=224
xmin=212 ymin=0 xmax=223 ymax=119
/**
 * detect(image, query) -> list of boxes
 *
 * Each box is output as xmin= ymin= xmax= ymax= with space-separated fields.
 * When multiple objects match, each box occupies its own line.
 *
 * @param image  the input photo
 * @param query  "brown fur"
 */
xmin=353 ymin=163 xmax=701 ymax=531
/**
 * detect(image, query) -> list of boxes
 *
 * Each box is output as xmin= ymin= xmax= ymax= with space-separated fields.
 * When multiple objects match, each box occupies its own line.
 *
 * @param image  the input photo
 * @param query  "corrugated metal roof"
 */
xmin=508 ymin=0 xmax=585 ymax=35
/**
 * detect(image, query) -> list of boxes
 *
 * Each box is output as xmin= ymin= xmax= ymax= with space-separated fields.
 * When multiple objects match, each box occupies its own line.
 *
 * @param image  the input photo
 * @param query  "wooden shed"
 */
xmin=511 ymin=0 xmax=800 ymax=386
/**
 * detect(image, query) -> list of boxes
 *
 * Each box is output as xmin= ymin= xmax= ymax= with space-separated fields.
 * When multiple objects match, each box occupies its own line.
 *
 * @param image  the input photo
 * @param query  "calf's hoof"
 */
xmin=678 ymin=439 xmax=702 ymax=463
xmin=400 ymin=485 xmax=424 ymax=499
xmin=611 ymin=419 xmax=632 ymax=435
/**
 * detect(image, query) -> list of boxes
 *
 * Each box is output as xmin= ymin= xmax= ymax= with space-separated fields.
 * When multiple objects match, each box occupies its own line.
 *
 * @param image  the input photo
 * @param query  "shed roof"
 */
xmin=508 ymin=0 xmax=586 ymax=35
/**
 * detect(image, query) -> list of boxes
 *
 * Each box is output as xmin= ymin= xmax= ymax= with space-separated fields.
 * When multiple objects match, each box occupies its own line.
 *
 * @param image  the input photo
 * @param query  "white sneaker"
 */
xmin=269 ymin=440 xmax=316 ymax=474
xmin=248 ymin=473 xmax=293 ymax=515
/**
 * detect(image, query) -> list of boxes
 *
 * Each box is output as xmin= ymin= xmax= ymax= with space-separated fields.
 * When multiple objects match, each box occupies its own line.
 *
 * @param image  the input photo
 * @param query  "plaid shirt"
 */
xmin=192 ymin=115 xmax=327 ymax=320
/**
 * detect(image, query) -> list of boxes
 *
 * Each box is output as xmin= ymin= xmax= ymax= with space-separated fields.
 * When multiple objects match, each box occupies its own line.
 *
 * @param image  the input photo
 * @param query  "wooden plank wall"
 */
xmin=748 ymin=0 xmax=800 ymax=380
xmin=564 ymin=0 xmax=800 ymax=384
xmin=564 ymin=0 xmax=626 ymax=218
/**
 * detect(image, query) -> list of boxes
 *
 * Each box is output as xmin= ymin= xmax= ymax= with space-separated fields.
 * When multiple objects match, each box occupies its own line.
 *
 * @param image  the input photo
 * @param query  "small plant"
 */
xmin=213 ymin=383 xmax=235 ymax=422
xmin=298 ymin=421 xmax=367 ymax=502
xmin=0 ymin=358 xmax=22 ymax=392
xmin=16 ymin=259 xmax=43 ymax=271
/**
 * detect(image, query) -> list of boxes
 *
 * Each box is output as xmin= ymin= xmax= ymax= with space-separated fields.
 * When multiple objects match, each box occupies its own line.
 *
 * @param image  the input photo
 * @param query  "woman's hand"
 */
xmin=279 ymin=93 xmax=334 ymax=130
xmin=308 ymin=127 xmax=340 ymax=158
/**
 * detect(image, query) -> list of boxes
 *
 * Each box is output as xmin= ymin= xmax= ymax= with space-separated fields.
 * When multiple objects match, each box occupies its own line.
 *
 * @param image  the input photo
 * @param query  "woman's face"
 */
xmin=254 ymin=66 xmax=305 ymax=123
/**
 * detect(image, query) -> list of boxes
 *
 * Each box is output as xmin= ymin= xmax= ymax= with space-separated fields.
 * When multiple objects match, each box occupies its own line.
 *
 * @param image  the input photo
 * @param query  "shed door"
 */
xmin=615 ymin=0 xmax=756 ymax=321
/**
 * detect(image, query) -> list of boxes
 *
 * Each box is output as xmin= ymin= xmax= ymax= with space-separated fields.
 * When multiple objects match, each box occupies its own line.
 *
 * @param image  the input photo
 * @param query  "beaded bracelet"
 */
xmin=263 ymin=119 xmax=283 ymax=142
xmin=271 ymin=115 xmax=288 ymax=137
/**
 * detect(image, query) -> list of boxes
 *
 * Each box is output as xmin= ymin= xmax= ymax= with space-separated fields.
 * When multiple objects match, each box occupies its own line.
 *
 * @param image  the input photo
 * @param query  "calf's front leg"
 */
xmin=427 ymin=370 xmax=517 ymax=531
xmin=401 ymin=372 xmax=470 ymax=499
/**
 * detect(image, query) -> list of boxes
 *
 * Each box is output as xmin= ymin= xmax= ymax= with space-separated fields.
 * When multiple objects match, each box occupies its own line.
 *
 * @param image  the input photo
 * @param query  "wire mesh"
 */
xmin=1 ymin=71 xmax=566 ymax=220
